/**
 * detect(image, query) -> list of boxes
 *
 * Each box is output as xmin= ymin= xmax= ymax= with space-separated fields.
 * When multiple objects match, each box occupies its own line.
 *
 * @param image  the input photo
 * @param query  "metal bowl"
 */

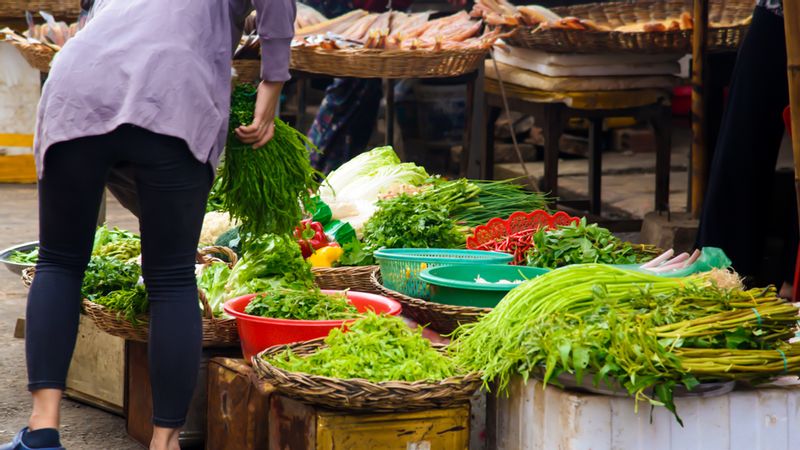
xmin=0 ymin=241 xmax=38 ymax=275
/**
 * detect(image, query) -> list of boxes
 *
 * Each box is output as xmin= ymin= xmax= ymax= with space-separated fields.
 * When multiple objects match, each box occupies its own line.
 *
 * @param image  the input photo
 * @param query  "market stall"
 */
xmin=234 ymin=8 xmax=496 ymax=178
xmin=5 ymin=2 xmax=800 ymax=450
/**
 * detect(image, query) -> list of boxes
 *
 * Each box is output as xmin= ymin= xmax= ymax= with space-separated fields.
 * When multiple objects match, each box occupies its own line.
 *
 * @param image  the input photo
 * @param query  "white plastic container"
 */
xmin=493 ymin=377 xmax=800 ymax=450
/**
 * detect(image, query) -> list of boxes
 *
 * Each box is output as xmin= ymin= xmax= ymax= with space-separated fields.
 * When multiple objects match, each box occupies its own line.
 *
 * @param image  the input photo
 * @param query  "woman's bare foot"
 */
xmin=150 ymin=426 xmax=181 ymax=450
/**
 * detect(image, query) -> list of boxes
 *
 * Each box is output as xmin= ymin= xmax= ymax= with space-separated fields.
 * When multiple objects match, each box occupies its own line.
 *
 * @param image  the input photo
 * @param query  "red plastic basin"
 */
xmin=223 ymin=290 xmax=402 ymax=361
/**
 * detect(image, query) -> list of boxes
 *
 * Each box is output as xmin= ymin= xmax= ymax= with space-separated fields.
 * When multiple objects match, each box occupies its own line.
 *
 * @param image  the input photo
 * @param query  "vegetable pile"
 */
xmin=225 ymin=233 xmax=316 ymax=298
xmin=362 ymin=194 xmax=465 ymax=255
xmin=217 ymin=84 xmax=322 ymax=239
xmin=452 ymin=264 xmax=800 ymax=422
xmin=268 ymin=312 xmax=460 ymax=382
xmin=244 ymin=288 xmax=359 ymax=321
xmin=8 ymin=248 xmax=37 ymax=264
xmin=92 ymin=226 xmax=141 ymax=261
xmin=527 ymin=218 xmax=656 ymax=269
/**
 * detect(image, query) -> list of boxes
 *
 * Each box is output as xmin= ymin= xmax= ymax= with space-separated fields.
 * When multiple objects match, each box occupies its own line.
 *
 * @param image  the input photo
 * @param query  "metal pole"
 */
xmin=784 ymin=1 xmax=800 ymax=227
xmin=690 ymin=0 xmax=709 ymax=219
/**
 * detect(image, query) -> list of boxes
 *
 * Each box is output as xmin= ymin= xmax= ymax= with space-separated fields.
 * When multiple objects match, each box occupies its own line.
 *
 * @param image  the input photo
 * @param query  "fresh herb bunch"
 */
xmin=94 ymin=285 xmax=149 ymax=325
xmin=526 ymin=218 xmax=654 ymax=268
xmin=81 ymin=256 xmax=142 ymax=302
xmin=219 ymin=84 xmax=322 ymax=238
xmin=8 ymin=248 xmax=38 ymax=264
xmin=206 ymin=175 xmax=225 ymax=213
xmin=268 ymin=312 xmax=459 ymax=382
xmin=452 ymin=265 xmax=800 ymax=423
xmin=421 ymin=178 xmax=551 ymax=227
xmin=362 ymin=194 xmax=465 ymax=255
xmin=225 ymin=233 xmax=316 ymax=298
xmin=244 ymin=288 xmax=359 ymax=320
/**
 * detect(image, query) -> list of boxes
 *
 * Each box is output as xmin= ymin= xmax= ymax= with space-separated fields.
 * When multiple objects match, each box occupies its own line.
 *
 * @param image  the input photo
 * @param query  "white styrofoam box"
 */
xmin=494 ymin=377 xmax=800 ymax=450
xmin=0 ymin=41 xmax=40 ymax=156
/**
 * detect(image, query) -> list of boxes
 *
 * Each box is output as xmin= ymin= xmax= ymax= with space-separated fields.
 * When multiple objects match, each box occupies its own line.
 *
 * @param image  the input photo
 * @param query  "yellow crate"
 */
xmin=0 ymin=154 xmax=36 ymax=183
xmin=270 ymin=395 xmax=470 ymax=450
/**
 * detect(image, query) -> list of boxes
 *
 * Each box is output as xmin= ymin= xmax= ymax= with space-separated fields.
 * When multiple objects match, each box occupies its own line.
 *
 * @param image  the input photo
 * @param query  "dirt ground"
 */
xmin=0 ymin=184 xmax=143 ymax=449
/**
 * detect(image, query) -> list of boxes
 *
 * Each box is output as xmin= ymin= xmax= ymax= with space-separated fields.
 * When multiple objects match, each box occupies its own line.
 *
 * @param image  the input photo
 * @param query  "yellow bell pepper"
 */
xmin=308 ymin=245 xmax=344 ymax=268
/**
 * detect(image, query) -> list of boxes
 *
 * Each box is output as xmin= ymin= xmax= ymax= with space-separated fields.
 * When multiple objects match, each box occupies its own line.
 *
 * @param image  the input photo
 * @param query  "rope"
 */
xmin=751 ymin=307 xmax=763 ymax=326
xmin=489 ymin=47 xmax=538 ymax=191
xmin=777 ymin=349 xmax=788 ymax=374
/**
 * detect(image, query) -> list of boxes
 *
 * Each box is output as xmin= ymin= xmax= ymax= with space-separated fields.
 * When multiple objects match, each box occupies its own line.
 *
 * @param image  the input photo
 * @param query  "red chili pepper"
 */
xmin=294 ymin=219 xmax=328 ymax=258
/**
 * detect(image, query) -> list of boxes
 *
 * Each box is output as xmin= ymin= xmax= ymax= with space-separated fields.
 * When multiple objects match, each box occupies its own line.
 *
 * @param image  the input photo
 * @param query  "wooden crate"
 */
xmin=269 ymin=395 xmax=470 ymax=450
xmin=125 ymin=341 xmax=240 ymax=448
xmin=206 ymin=358 xmax=274 ymax=450
xmin=64 ymin=314 xmax=125 ymax=415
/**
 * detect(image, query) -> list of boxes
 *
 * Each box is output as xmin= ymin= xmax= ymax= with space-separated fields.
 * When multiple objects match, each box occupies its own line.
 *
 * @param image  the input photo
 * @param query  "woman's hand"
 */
xmin=235 ymin=81 xmax=283 ymax=148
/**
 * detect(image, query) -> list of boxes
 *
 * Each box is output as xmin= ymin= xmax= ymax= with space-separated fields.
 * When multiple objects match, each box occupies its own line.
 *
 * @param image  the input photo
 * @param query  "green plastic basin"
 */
xmin=419 ymin=264 xmax=550 ymax=308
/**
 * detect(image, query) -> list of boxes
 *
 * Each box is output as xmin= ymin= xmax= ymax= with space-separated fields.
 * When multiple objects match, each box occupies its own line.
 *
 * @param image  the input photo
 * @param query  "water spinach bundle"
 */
xmin=219 ymin=84 xmax=322 ymax=238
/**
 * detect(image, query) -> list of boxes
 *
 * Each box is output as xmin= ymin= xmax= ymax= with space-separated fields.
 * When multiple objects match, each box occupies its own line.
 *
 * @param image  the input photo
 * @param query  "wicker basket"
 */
xmin=503 ymin=0 xmax=752 ymax=53
xmin=2 ymin=28 xmax=58 ymax=73
xmin=290 ymin=46 xmax=487 ymax=78
xmin=312 ymin=265 xmax=380 ymax=294
xmin=371 ymin=269 xmax=488 ymax=335
xmin=253 ymin=338 xmax=482 ymax=412
xmin=232 ymin=59 xmax=261 ymax=84
xmin=22 ymin=246 xmax=241 ymax=347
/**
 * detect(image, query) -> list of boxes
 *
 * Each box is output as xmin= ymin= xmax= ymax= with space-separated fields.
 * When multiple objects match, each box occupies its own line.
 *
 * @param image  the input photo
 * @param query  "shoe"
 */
xmin=0 ymin=428 xmax=65 ymax=450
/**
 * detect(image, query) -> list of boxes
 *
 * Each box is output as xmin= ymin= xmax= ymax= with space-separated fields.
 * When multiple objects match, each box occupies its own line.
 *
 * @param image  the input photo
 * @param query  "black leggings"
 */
xmin=26 ymin=125 xmax=212 ymax=428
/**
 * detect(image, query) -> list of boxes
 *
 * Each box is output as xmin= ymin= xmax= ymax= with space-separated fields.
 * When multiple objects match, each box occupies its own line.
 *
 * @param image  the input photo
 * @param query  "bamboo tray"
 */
xmin=290 ymin=46 xmax=488 ymax=78
xmin=503 ymin=0 xmax=752 ymax=53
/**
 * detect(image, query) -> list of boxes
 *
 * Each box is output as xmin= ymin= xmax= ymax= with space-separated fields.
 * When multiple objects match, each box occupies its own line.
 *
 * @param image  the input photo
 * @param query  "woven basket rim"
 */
xmin=253 ymin=337 xmax=483 ymax=411
xmin=257 ymin=337 xmax=479 ymax=386
xmin=371 ymin=268 xmax=491 ymax=316
xmin=292 ymin=46 xmax=490 ymax=57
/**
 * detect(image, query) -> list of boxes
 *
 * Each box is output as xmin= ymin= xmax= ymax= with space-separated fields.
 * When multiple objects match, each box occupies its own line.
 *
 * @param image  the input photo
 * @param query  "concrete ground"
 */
xmin=0 ymin=184 xmax=142 ymax=449
xmin=495 ymin=125 xmax=795 ymax=219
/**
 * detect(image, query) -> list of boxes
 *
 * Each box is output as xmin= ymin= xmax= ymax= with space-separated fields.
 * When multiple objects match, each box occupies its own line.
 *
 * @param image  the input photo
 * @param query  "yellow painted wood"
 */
xmin=0 ymin=133 xmax=34 ymax=147
xmin=0 ymin=154 xmax=36 ymax=183
xmin=316 ymin=405 xmax=470 ymax=450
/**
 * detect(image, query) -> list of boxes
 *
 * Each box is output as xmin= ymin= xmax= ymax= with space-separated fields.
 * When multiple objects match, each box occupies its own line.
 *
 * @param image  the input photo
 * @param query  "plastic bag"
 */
xmin=613 ymin=247 xmax=732 ymax=277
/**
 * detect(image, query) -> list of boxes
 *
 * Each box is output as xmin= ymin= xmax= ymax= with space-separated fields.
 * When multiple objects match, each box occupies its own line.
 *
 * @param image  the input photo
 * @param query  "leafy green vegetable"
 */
xmin=214 ymin=227 xmax=243 ymax=256
xmin=268 ymin=312 xmax=459 ymax=382
xmin=219 ymin=84 xmax=322 ymax=239
xmin=362 ymin=194 xmax=465 ymax=255
xmin=93 ymin=285 xmax=149 ymax=325
xmin=452 ymin=265 xmax=800 ymax=423
xmin=81 ymin=256 xmax=142 ymax=302
xmin=8 ymin=248 xmax=38 ymax=264
xmin=92 ymin=225 xmax=141 ymax=261
xmin=197 ymin=262 xmax=232 ymax=317
xmin=318 ymin=146 xmax=428 ymax=202
xmin=225 ymin=233 xmax=315 ymax=297
xmin=337 ymin=239 xmax=373 ymax=266
xmin=421 ymin=178 xmax=551 ymax=227
xmin=206 ymin=175 xmax=225 ymax=213
xmin=244 ymin=288 xmax=359 ymax=320
xmin=526 ymin=218 xmax=653 ymax=268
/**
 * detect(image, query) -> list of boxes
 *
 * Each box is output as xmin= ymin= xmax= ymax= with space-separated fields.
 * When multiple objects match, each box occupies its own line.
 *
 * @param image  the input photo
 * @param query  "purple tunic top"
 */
xmin=33 ymin=0 xmax=296 ymax=177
